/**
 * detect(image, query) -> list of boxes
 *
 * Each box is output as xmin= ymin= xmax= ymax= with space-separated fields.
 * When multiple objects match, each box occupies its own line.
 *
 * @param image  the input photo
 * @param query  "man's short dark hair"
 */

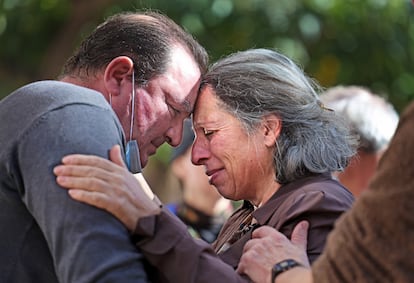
xmin=61 ymin=10 xmax=208 ymax=85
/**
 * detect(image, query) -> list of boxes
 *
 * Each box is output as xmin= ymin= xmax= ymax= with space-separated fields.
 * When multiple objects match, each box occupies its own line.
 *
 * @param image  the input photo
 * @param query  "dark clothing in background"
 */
xmin=313 ymin=101 xmax=414 ymax=283
xmin=167 ymin=202 xmax=225 ymax=243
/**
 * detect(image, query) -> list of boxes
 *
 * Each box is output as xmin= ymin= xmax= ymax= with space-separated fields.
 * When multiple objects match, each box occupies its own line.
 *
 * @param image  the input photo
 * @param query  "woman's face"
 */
xmin=191 ymin=86 xmax=277 ymax=204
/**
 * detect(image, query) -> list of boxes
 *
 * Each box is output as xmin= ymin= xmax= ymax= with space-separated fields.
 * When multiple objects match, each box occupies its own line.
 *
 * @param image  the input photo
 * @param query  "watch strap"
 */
xmin=271 ymin=259 xmax=302 ymax=282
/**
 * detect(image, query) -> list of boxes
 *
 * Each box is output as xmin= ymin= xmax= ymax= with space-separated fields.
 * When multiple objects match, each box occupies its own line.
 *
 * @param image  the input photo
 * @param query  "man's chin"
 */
xmin=140 ymin=156 xmax=148 ymax=168
xmin=140 ymin=146 xmax=158 ymax=168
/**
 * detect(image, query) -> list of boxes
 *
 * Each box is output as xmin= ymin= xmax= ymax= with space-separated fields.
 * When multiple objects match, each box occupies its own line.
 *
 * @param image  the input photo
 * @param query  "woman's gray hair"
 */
xmin=201 ymin=48 xmax=358 ymax=184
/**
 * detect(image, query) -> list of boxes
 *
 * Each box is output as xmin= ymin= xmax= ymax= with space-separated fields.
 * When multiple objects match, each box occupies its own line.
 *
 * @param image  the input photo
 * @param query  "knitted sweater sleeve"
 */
xmin=312 ymin=102 xmax=414 ymax=283
xmin=18 ymin=104 xmax=148 ymax=283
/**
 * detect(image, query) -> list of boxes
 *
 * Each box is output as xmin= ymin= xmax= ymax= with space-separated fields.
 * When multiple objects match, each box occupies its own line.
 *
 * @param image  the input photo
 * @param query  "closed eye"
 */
xmin=203 ymin=128 xmax=214 ymax=136
xmin=168 ymin=104 xmax=180 ymax=116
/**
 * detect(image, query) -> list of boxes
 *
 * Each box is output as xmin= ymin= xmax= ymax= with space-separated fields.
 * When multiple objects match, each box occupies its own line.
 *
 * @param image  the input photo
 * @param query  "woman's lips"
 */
xmin=206 ymin=168 xmax=223 ymax=185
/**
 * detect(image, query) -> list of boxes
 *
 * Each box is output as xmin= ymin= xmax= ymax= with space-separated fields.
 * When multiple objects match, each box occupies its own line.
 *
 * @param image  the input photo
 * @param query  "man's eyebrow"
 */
xmin=168 ymin=92 xmax=192 ymax=113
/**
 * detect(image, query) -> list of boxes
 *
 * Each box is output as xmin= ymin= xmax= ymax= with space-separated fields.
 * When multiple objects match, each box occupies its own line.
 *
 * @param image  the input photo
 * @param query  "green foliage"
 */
xmin=0 ymin=0 xmax=69 ymax=95
xmin=122 ymin=0 xmax=414 ymax=111
xmin=0 ymin=0 xmax=68 ymax=70
xmin=1 ymin=0 xmax=413 ymax=112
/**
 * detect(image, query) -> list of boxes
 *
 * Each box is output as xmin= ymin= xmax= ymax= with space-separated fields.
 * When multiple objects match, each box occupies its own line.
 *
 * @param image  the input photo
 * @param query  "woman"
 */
xmin=167 ymin=118 xmax=234 ymax=243
xmin=54 ymin=48 xmax=357 ymax=282
xmin=237 ymin=102 xmax=414 ymax=283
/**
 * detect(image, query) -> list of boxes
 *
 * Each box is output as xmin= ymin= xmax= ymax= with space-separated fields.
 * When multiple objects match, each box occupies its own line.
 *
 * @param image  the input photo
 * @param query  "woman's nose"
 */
xmin=191 ymin=137 xmax=209 ymax=165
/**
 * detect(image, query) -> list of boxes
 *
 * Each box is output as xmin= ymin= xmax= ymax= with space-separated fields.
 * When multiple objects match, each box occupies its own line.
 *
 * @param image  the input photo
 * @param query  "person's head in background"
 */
xmin=320 ymin=86 xmax=399 ymax=197
xmin=60 ymin=11 xmax=208 ymax=167
xmin=169 ymin=118 xmax=233 ymax=243
xmin=192 ymin=48 xmax=357 ymax=207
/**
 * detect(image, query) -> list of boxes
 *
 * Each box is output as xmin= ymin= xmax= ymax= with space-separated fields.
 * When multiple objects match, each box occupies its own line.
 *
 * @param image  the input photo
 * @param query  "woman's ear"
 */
xmin=103 ymin=56 xmax=134 ymax=96
xmin=262 ymin=114 xmax=282 ymax=147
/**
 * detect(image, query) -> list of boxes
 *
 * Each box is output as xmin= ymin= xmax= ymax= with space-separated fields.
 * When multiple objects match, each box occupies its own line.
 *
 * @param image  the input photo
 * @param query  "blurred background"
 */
xmin=1 ymin=0 xmax=413 ymax=201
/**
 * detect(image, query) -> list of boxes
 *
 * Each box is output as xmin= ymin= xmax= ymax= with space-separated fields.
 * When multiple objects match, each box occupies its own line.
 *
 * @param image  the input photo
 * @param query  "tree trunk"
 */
xmin=38 ymin=0 xmax=119 ymax=80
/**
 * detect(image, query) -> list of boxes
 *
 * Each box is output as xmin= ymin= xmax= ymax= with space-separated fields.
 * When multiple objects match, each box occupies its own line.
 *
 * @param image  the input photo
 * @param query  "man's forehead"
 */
xmin=165 ymin=44 xmax=201 ymax=114
xmin=183 ymin=77 xmax=202 ymax=114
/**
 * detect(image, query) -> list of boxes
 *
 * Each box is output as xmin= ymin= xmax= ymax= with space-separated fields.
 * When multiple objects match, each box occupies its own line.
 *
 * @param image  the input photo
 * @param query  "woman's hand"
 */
xmin=53 ymin=145 xmax=161 ymax=231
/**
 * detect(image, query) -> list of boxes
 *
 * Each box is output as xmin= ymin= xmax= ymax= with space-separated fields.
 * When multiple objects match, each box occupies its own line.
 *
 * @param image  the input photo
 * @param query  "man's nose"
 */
xmin=165 ymin=121 xmax=184 ymax=147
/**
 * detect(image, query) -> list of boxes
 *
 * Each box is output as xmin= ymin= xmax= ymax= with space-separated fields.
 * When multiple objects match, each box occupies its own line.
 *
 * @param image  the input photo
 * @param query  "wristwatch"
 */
xmin=271 ymin=259 xmax=302 ymax=283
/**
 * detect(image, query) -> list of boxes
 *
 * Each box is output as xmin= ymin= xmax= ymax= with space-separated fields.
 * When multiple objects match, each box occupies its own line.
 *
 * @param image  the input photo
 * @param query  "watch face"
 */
xmin=271 ymin=259 xmax=301 ymax=282
xmin=274 ymin=260 xmax=291 ymax=271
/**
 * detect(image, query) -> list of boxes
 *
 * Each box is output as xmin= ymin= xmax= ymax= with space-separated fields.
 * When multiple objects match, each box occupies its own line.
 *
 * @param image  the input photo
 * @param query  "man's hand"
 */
xmin=54 ymin=145 xmax=161 ymax=231
xmin=237 ymin=221 xmax=310 ymax=283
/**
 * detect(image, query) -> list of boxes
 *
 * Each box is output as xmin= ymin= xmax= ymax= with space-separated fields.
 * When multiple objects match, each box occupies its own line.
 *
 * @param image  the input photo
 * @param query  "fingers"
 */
xmin=109 ymin=144 xmax=127 ymax=168
xmin=237 ymin=246 xmax=256 ymax=272
xmin=54 ymin=144 xmax=127 ymax=188
xmin=241 ymin=237 xmax=262 ymax=255
xmin=240 ymin=223 xmax=310 ymax=283
xmin=54 ymin=162 xmax=118 ymax=183
xmin=60 ymin=151 xmax=123 ymax=174
xmin=55 ymin=173 xmax=112 ymax=192
xmin=61 ymin=154 xmax=110 ymax=166
xmin=251 ymin=226 xmax=278 ymax=239
xmin=236 ymin=248 xmax=256 ymax=273
xmin=291 ymin=220 xmax=309 ymax=250
xmin=252 ymin=222 xmax=309 ymax=250
xmin=68 ymin=189 xmax=111 ymax=210
xmin=237 ymin=238 xmax=270 ymax=283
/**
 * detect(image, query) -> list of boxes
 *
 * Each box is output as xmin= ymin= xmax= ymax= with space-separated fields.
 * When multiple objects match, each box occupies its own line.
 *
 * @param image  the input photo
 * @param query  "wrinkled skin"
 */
xmin=237 ymin=222 xmax=312 ymax=283
xmin=53 ymin=145 xmax=161 ymax=232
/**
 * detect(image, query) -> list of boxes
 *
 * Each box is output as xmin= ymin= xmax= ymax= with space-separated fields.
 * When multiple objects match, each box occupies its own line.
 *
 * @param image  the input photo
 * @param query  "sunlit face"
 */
xmin=120 ymin=45 xmax=201 ymax=167
xmin=191 ymin=86 xmax=274 ymax=204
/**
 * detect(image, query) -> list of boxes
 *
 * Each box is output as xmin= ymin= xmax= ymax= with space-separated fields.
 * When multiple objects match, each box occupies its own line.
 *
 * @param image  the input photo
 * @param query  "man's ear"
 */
xmin=262 ymin=114 xmax=282 ymax=147
xmin=103 ymin=56 xmax=134 ymax=96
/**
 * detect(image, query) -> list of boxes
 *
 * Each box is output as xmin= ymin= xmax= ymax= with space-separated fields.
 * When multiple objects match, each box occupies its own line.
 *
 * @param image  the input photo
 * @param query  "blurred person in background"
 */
xmin=54 ymin=48 xmax=358 ymax=282
xmin=319 ymin=86 xmax=399 ymax=197
xmin=167 ymin=118 xmax=234 ymax=243
xmin=237 ymin=100 xmax=414 ymax=283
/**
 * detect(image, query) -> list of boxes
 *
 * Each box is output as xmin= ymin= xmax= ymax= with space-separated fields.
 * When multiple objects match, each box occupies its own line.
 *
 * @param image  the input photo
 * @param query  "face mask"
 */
xmin=125 ymin=69 xmax=142 ymax=173
xmin=126 ymin=140 xmax=141 ymax=173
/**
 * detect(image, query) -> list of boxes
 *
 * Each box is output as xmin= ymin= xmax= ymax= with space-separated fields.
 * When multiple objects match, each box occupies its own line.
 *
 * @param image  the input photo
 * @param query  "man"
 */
xmin=52 ymin=48 xmax=356 ymax=283
xmin=237 ymin=101 xmax=414 ymax=283
xmin=319 ymin=86 xmax=399 ymax=196
xmin=0 ymin=11 xmax=207 ymax=282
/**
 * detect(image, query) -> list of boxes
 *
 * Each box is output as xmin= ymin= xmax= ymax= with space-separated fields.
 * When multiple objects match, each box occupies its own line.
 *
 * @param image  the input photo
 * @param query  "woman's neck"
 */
xmin=253 ymin=179 xmax=281 ymax=208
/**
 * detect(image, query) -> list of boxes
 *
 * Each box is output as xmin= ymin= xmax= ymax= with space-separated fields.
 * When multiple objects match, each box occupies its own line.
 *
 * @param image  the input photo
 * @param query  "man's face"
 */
xmin=126 ymin=45 xmax=201 ymax=167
